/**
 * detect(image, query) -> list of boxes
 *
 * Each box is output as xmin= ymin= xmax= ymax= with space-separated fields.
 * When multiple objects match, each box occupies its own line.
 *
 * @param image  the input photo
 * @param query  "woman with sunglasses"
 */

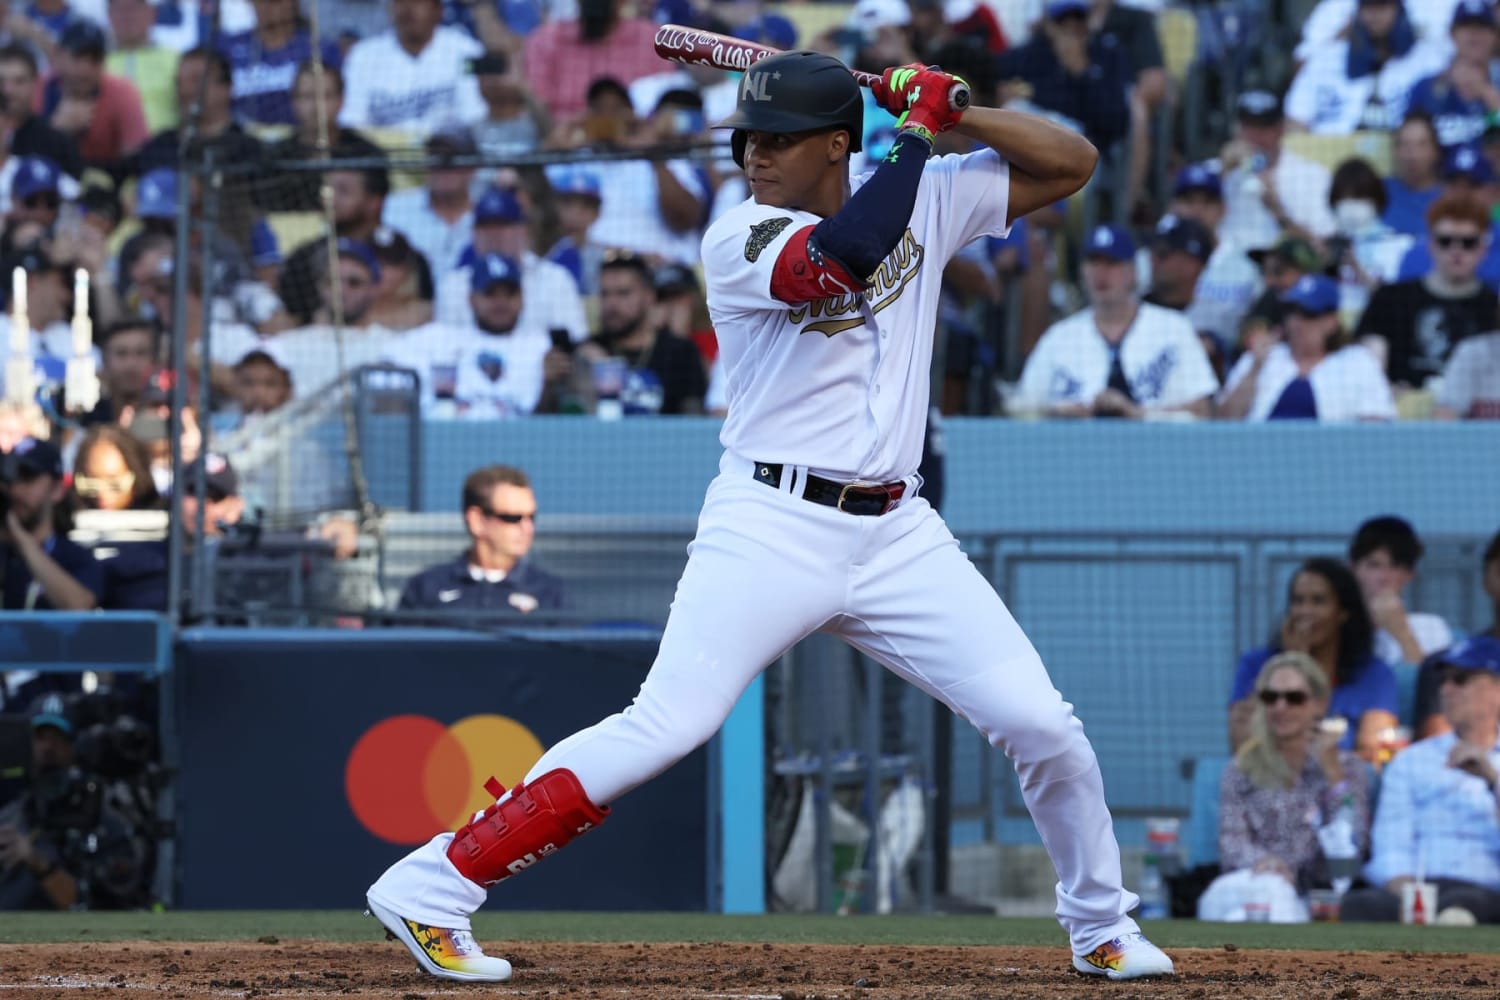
xmin=1229 ymin=557 xmax=1400 ymax=764
xmin=70 ymin=425 xmax=167 ymax=611
xmin=1217 ymin=273 xmax=1396 ymax=421
xmin=1202 ymin=651 xmax=1371 ymax=920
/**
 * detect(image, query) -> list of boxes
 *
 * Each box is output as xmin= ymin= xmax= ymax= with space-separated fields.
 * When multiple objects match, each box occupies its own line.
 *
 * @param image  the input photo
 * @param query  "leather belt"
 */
xmin=753 ymin=462 xmax=907 ymax=516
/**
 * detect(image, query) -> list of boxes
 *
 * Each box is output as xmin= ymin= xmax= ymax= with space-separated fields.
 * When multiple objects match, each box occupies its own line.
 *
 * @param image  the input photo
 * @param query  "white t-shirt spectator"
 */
xmin=1222 ymin=147 xmax=1338 ymax=250
xmin=435 ymin=252 xmax=588 ymax=342
xmin=1284 ymin=40 xmax=1447 ymax=134
xmin=1150 ymin=237 xmax=1262 ymax=343
xmin=1016 ymin=302 xmax=1220 ymax=411
xmin=266 ymin=324 xmax=396 ymax=399
xmin=339 ymin=26 xmax=486 ymax=134
xmin=382 ymin=189 xmax=474 ymax=276
xmin=1436 ymin=330 xmax=1500 ymax=418
xmin=1219 ymin=342 xmax=1397 ymax=421
xmin=558 ymin=159 xmax=710 ymax=266
xmin=1376 ymin=614 xmax=1454 ymax=667
xmin=451 ymin=326 xmax=552 ymax=418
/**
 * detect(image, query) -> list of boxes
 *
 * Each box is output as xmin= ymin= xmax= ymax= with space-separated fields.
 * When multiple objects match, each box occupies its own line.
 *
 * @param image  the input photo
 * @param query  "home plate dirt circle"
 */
xmin=1 ymin=941 xmax=1497 ymax=998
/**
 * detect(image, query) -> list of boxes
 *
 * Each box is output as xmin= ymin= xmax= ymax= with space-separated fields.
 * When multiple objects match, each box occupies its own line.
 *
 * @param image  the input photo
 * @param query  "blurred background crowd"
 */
xmin=0 ymin=0 xmax=1496 ymax=919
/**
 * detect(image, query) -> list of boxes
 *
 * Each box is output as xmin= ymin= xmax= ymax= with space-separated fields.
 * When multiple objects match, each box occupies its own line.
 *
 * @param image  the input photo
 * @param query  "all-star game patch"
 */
xmin=745 ymin=217 xmax=793 ymax=263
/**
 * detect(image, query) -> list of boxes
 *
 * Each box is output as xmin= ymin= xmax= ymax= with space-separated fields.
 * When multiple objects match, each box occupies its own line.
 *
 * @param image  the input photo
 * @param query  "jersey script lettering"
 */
xmin=788 ymin=228 xmax=926 ymax=337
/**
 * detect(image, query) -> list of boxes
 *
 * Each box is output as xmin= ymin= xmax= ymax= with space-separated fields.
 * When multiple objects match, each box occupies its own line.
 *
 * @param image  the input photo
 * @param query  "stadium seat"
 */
xmin=774 ymin=2 xmax=854 ymax=47
xmin=265 ymin=211 xmax=327 ymax=255
xmin=1157 ymin=7 xmax=1198 ymax=84
xmin=1282 ymin=130 xmax=1393 ymax=175
xmin=1184 ymin=754 xmax=1228 ymax=868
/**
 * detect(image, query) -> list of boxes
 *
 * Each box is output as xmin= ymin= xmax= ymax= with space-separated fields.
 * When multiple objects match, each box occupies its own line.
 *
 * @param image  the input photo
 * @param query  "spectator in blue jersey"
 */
xmin=21 ymin=0 xmax=78 ymax=45
xmin=1393 ymin=144 xmax=1500 ymax=286
xmin=1404 ymin=0 xmax=1500 ymax=151
xmin=217 ymin=0 xmax=342 ymax=127
xmin=1229 ymin=557 xmax=1400 ymax=766
xmin=544 ymin=167 xmax=604 ymax=295
xmin=1384 ymin=113 xmax=1444 ymax=238
xmin=995 ymin=0 xmax=1130 ymax=153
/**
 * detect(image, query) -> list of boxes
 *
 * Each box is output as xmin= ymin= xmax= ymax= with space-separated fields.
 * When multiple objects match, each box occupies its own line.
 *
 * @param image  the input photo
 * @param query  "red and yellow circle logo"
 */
xmin=345 ymin=714 xmax=545 ymax=845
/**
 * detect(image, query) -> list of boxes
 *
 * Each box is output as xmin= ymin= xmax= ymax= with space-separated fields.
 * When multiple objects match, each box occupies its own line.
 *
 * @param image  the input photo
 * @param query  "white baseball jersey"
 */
xmin=338 ymin=27 xmax=486 ymax=133
xmin=1017 ymin=303 xmax=1220 ymax=410
xmin=702 ymin=147 xmax=1012 ymax=483
xmin=385 ymin=321 xmax=550 ymax=417
xmin=1283 ymin=41 xmax=1446 ymax=134
xmin=1220 ymin=341 xmax=1397 ymax=421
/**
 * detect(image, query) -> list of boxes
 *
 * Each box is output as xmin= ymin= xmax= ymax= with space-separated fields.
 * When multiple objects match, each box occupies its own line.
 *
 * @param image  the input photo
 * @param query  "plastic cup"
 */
xmin=1308 ymin=889 xmax=1341 ymax=922
xmin=1400 ymin=881 xmax=1437 ymax=925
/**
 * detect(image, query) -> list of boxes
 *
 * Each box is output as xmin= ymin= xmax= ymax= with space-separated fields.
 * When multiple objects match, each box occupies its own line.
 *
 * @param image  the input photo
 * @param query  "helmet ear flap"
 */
xmin=732 ymin=130 xmax=747 ymax=169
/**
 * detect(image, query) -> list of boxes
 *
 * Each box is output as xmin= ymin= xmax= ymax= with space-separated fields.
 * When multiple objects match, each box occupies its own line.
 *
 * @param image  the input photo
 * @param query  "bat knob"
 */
xmin=948 ymin=82 xmax=971 ymax=112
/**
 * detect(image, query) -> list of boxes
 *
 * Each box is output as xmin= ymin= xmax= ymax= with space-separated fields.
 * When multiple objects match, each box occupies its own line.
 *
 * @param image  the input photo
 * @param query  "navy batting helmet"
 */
xmin=715 ymin=50 xmax=864 ymax=168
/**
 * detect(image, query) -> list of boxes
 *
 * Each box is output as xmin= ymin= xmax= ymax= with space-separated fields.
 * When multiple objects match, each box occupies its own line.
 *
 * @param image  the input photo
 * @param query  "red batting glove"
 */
xmin=873 ymin=64 xmax=968 ymax=142
xmin=871 ymin=62 xmax=925 ymax=117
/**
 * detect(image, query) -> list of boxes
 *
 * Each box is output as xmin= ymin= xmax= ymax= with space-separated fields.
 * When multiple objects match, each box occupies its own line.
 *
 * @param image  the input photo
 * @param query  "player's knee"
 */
xmin=981 ymin=700 xmax=1085 ymax=763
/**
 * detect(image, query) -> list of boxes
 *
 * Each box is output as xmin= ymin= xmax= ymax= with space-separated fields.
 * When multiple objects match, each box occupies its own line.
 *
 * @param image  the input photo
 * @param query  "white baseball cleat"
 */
xmin=1072 ymin=932 xmax=1175 ymax=980
xmin=366 ymin=897 xmax=513 ymax=982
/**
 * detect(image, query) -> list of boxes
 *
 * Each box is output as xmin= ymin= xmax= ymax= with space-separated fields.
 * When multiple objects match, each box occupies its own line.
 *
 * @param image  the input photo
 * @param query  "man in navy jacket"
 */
xmin=397 ymin=465 xmax=565 ymax=621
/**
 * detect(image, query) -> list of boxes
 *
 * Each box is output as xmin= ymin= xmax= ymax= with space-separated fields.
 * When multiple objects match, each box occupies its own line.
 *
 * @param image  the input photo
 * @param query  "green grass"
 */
xmin=2 ymin=912 xmax=1498 ymax=953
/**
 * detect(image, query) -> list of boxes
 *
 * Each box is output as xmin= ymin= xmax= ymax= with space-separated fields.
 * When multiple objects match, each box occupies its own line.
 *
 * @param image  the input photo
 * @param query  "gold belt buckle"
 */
xmin=837 ymin=481 xmax=878 ymax=513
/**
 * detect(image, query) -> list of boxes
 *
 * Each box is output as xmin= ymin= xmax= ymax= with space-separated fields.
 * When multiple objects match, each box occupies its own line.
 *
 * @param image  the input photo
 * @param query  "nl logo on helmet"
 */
xmin=742 ymin=70 xmax=780 ymax=102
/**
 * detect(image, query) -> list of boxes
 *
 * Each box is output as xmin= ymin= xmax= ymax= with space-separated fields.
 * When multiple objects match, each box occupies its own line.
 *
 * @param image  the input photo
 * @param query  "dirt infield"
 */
xmin=2 ymin=940 xmax=1497 ymax=999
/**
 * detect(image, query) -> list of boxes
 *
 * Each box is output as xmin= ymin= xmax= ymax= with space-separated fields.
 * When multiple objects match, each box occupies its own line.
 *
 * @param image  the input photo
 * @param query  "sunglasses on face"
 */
xmin=74 ymin=472 xmax=136 ymax=497
xmin=1258 ymin=688 xmax=1310 ymax=706
xmin=1434 ymin=233 xmax=1482 ymax=251
xmin=476 ymin=506 xmax=535 ymax=525
xmin=1437 ymin=666 xmax=1486 ymax=687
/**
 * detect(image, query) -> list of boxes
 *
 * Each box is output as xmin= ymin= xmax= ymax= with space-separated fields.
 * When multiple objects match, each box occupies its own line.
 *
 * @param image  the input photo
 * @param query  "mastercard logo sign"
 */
xmin=345 ymin=714 xmax=545 ymax=845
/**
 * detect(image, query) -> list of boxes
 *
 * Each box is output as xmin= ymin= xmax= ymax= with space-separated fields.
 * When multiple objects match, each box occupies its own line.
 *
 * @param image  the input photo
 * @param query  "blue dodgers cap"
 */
xmin=1152 ymin=213 xmax=1216 ymax=263
xmin=136 ymin=168 xmax=178 ymax=219
xmin=1173 ymin=162 xmax=1223 ymax=199
xmin=1452 ymin=0 xmax=1495 ymax=27
xmin=1046 ymin=0 xmax=1088 ymax=16
xmin=1082 ymin=223 xmax=1137 ymax=261
xmin=471 ymin=252 xmax=522 ymax=292
xmin=1445 ymin=143 xmax=1496 ymax=184
xmin=8 ymin=435 xmax=63 ymax=478
xmin=474 ymin=186 xmax=526 ymax=224
xmin=30 ymin=692 xmax=72 ymax=736
xmin=1438 ymin=635 xmax=1500 ymax=673
xmin=12 ymin=156 xmax=62 ymax=201
xmin=1280 ymin=273 xmax=1340 ymax=313
xmin=550 ymin=169 xmax=602 ymax=201
xmin=335 ymin=237 xmax=381 ymax=283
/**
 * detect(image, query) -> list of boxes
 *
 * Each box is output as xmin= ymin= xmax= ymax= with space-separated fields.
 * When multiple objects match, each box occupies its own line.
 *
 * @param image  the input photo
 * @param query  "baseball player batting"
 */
xmin=366 ymin=52 xmax=1175 ymax=983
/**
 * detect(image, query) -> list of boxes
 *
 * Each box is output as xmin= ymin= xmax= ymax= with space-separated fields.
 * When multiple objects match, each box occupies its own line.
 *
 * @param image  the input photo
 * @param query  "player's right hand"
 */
xmin=873 ymin=64 xmax=968 ymax=140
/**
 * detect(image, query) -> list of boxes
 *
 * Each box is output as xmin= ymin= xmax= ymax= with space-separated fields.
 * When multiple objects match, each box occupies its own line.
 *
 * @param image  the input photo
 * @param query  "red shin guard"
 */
xmin=445 ymin=768 xmax=609 ymax=888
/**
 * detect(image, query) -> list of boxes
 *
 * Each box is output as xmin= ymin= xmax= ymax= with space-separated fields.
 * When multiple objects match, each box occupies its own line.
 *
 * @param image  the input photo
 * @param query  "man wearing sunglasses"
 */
xmin=1356 ymin=191 xmax=1498 ymax=391
xmin=395 ymin=464 xmax=563 ymax=620
xmin=0 ymin=438 xmax=102 ymax=613
xmin=1340 ymin=635 xmax=1500 ymax=923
